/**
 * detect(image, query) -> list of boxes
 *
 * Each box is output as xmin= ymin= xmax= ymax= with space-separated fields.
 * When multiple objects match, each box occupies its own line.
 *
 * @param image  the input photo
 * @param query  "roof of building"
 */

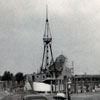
xmin=74 ymin=74 xmax=100 ymax=78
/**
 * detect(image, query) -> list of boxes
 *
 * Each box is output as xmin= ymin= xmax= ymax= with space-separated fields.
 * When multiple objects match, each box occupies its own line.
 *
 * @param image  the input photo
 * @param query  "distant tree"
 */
xmin=0 ymin=75 xmax=2 ymax=81
xmin=15 ymin=72 xmax=24 ymax=84
xmin=2 ymin=71 xmax=13 ymax=82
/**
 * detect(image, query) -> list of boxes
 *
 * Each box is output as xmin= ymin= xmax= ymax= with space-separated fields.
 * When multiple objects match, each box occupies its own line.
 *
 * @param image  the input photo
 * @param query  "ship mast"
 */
xmin=41 ymin=6 xmax=54 ymax=76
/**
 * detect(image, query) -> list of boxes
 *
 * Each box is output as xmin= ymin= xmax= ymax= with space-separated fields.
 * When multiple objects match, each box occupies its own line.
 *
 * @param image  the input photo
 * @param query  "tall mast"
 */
xmin=46 ymin=5 xmax=48 ymax=22
xmin=41 ymin=6 xmax=54 ymax=76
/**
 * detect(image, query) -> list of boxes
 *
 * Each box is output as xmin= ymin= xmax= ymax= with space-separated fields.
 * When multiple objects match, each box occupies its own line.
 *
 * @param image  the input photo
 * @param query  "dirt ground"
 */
xmin=71 ymin=92 xmax=100 ymax=100
xmin=1 ymin=92 xmax=100 ymax=100
xmin=1 ymin=91 xmax=28 ymax=100
xmin=1 ymin=94 xmax=22 ymax=100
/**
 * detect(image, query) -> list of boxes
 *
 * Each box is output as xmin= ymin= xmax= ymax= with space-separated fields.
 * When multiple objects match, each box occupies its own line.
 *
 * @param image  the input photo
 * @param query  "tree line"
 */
xmin=1 ymin=71 xmax=25 ymax=84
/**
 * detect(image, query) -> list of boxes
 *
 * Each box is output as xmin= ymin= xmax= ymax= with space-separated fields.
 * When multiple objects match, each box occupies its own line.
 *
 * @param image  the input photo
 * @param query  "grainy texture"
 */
xmin=2 ymin=92 xmax=100 ymax=100
xmin=71 ymin=92 xmax=100 ymax=100
xmin=1 ymin=92 xmax=28 ymax=100
xmin=1 ymin=94 xmax=21 ymax=100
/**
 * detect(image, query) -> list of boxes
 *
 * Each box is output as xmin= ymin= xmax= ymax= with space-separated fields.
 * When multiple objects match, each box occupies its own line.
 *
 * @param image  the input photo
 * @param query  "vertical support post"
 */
xmin=66 ymin=78 xmax=68 ymax=97
xmin=61 ymin=79 xmax=62 ymax=91
xmin=67 ymin=88 xmax=71 ymax=100
xmin=55 ymin=78 xmax=57 ymax=93
xmin=51 ymin=80 xmax=53 ymax=94
xmin=41 ymin=44 xmax=46 ymax=71
xmin=58 ymin=79 xmax=60 ymax=92
xmin=67 ymin=78 xmax=71 ymax=100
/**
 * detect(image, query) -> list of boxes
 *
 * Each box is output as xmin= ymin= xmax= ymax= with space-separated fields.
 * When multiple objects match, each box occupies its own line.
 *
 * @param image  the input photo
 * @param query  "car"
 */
xmin=23 ymin=93 xmax=67 ymax=100
xmin=23 ymin=94 xmax=54 ymax=100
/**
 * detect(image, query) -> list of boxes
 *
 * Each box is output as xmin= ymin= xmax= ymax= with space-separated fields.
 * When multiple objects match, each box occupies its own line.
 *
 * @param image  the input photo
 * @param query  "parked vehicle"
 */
xmin=23 ymin=94 xmax=54 ymax=100
xmin=23 ymin=93 xmax=67 ymax=100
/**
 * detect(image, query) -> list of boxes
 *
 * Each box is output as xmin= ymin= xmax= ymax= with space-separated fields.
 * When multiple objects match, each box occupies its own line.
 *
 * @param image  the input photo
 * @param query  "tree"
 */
xmin=0 ymin=75 xmax=2 ymax=80
xmin=2 ymin=71 xmax=13 ymax=82
xmin=15 ymin=72 xmax=24 ymax=84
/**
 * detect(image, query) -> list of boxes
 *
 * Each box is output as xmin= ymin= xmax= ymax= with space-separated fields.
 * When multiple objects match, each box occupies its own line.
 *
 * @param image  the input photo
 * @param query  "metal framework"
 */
xmin=41 ymin=6 xmax=54 ymax=74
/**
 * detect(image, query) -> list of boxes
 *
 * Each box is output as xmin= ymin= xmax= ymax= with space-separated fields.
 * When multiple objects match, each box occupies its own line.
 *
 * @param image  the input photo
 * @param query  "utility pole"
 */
xmin=67 ymin=78 xmax=71 ymax=100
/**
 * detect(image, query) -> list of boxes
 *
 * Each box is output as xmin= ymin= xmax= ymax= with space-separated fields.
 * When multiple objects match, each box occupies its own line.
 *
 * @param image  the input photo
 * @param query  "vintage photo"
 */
xmin=0 ymin=0 xmax=100 ymax=100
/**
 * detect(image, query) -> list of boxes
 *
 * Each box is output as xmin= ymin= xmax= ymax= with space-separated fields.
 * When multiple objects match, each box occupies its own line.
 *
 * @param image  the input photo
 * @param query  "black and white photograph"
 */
xmin=0 ymin=0 xmax=100 ymax=100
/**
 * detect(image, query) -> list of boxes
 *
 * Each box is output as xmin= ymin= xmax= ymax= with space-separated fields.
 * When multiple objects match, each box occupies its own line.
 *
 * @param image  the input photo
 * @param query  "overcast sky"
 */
xmin=0 ymin=0 xmax=100 ymax=75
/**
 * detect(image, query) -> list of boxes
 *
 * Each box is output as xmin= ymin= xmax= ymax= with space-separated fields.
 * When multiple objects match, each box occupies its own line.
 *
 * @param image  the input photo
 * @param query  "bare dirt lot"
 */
xmin=1 ymin=92 xmax=100 ymax=100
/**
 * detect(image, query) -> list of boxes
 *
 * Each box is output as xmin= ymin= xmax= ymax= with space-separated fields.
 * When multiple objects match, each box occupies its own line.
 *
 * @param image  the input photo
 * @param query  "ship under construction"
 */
xmin=26 ymin=6 xmax=72 ymax=93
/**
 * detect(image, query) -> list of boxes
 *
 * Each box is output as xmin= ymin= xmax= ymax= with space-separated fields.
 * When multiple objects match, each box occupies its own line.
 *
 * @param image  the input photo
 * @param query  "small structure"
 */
xmin=25 ymin=7 xmax=73 ymax=96
xmin=72 ymin=74 xmax=100 ymax=93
